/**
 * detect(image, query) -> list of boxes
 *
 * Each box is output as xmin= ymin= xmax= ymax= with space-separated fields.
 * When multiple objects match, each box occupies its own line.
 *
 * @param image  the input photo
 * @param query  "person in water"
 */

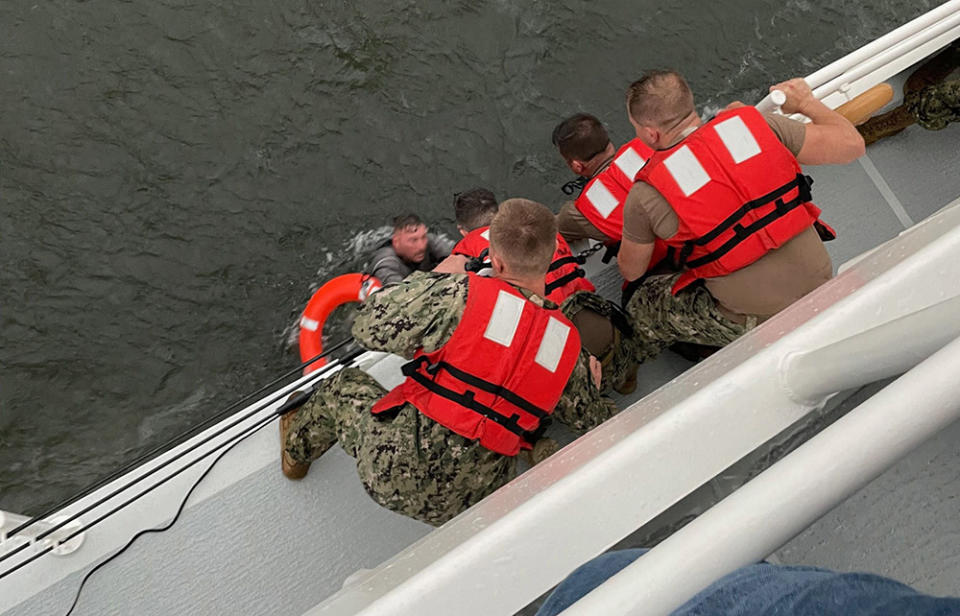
xmin=281 ymin=199 xmax=620 ymax=526
xmin=450 ymin=188 xmax=641 ymax=394
xmin=617 ymin=71 xmax=864 ymax=364
xmin=368 ymin=213 xmax=453 ymax=285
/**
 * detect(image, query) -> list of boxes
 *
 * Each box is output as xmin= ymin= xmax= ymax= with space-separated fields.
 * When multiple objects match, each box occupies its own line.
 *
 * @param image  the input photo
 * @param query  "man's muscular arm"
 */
xmin=773 ymin=78 xmax=865 ymax=165
xmin=617 ymin=238 xmax=657 ymax=282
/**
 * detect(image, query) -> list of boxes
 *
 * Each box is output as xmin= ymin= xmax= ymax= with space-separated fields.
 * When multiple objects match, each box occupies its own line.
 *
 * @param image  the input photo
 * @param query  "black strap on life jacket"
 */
xmin=544 ymin=252 xmax=589 ymax=296
xmin=464 ymin=247 xmax=492 ymax=274
xmin=401 ymin=355 xmax=550 ymax=443
xmin=601 ymin=242 xmax=621 ymax=264
xmin=547 ymin=255 xmax=582 ymax=272
xmin=544 ymin=268 xmax=587 ymax=296
xmin=673 ymin=173 xmax=814 ymax=270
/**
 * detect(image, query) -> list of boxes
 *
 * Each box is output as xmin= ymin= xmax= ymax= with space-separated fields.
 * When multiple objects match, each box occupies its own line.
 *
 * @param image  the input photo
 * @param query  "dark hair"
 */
xmin=392 ymin=213 xmax=424 ymax=233
xmin=552 ymin=113 xmax=610 ymax=162
xmin=453 ymin=188 xmax=498 ymax=231
xmin=626 ymin=69 xmax=695 ymax=128
xmin=489 ymin=198 xmax=557 ymax=278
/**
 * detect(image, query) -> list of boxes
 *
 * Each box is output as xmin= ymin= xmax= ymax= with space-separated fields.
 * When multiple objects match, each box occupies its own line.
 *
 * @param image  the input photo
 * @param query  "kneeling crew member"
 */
xmin=450 ymin=188 xmax=641 ymax=394
xmin=553 ymin=112 xmax=656 ymax=245
xmin=281 ymin=199 xmax=619 ymax=526
xmin=451 ymin=187 xmax=595 ymax=304
xmin=618 ymin=71 xmax=864 ymax=361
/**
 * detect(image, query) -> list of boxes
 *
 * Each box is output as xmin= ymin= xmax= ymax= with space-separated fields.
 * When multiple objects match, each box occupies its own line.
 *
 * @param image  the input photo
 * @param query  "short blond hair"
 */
xmin=489 ymin=198 xmax=556 ymax=278
xmin=626 ymin=70 xmax=695 ymax=129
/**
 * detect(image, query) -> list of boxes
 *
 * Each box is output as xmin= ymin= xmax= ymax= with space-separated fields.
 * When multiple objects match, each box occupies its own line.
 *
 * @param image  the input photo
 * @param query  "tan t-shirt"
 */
xmin=622 ymin=113 xmax=832 ymax=320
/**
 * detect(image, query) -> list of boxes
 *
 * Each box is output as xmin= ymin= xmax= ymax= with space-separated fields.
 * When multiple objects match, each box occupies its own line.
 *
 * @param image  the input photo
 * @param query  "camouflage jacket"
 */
xmin=353 ymin=271 xmax=618 ymax=434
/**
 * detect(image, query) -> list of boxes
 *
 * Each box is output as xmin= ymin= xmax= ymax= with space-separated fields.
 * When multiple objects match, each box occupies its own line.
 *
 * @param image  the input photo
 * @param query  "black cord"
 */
xmin=0 ymin=345 xmax=366 ymax=582
xmin=4 ymin=338 xmax=353 ymax=543
xmin=0 ymin=373 xmax=323 ymax=571
xmin=61 ymin=413 xmax=276 ymax=616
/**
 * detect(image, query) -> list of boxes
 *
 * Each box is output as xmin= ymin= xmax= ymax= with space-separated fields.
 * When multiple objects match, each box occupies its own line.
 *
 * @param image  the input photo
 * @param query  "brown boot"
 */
xmin=613 ymin=363 xmax=638 ymax=395
xmin=279 ymin=407 xmax=311 ymax=480
xmin=857 ymin=105 xmax=916 ymax=145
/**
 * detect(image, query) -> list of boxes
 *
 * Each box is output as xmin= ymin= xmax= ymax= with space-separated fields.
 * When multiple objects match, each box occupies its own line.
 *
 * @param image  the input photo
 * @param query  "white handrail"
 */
xmin=805 ymin=0 xmax=960 ymax=89
xmin=812 ymin=11 xmax=960 ymax=100
xmin=780 ymin=294 xmax=960 ymax=403
xmin=562 ymin=334 xmax=960 ymax=616
xmin=756 ymin=0 xmax=960 ymax=112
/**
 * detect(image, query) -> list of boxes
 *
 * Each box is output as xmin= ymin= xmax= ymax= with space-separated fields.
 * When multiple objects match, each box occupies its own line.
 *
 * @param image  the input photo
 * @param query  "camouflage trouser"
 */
xmin=283 ymin=367 xmax=516 ymax=526
xmin=560 ymin=291 xmax=643 ymax=392
xmin=906 ymin=80 xmax=960 ymax=131
xmin=624 ymin=273 xmax=756 ymax=364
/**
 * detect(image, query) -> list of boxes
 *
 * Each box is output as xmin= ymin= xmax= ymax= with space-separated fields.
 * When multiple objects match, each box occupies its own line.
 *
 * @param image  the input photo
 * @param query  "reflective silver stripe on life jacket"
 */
xmin=663 ymin=145 xmax=710 ymax=197
xmin=713 ymin=115 xmax=762 ymax=164
xmin=483 ymin=290 xmax=525 ymax=347
xmin=614 ymin=146 xmax=647 ymax=181
xmin=534 ymin=316 xmax=571 ymax=373
xmin=584 ymin=179 xmax=619 ymax=219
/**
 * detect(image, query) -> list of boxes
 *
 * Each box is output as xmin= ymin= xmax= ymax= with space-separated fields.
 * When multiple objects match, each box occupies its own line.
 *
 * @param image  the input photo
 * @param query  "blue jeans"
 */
xmin=536 ymin=549 xmax=960 ymax=615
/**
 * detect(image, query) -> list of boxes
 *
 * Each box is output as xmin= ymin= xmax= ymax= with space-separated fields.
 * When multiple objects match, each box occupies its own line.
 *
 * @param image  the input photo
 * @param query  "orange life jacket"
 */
xmin=636 ymin=106 xmax=824 ymax=294
xmin=574 ymin=138 xmax=654 ymax=241
xmin=371 ymin=274 xmax=581 ymax=456
xmin=452 ymin=227 xmax=595 ymax=304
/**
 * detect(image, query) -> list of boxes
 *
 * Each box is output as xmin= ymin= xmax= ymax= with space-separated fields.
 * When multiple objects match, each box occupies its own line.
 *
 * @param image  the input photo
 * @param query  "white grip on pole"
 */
xmin=755 ymin=89 xmax=787 ymax=114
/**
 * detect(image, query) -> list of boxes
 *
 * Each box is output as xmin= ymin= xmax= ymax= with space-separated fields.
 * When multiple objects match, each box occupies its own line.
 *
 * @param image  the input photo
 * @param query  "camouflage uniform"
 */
xmin=284 ymin=271 xmax=618 ymax=526
xmin=858 ymin=41 xmax=959 ymax=144
xmin=905 ymin=80 xmax=960 ymax=131
xmin=560 ymin=291 xmax=641 ymax=393
xmin=624 ymin=273 xmax=756 ymax=364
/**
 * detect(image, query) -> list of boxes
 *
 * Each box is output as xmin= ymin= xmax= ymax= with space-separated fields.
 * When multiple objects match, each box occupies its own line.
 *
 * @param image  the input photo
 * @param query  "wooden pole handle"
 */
xmin=835 ymin=83 xmax=896 ymax=125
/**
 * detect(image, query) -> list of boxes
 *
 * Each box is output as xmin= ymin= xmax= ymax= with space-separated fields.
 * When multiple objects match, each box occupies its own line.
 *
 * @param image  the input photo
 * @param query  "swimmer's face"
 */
xmin=393 ymin=224 xmax=429 ymax=263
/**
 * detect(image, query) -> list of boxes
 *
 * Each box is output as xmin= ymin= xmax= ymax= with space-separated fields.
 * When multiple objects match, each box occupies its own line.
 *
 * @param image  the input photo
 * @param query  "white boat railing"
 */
xmin=757 ymin=0 xmax=960 ymax=112
xmin=780 ymin=293 xmax=960 ymax=403
xmin=562 ymin=333 xmax=960 ymax=616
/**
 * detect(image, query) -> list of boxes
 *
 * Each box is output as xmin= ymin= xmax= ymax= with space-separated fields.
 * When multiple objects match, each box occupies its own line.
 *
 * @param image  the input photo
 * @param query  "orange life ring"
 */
xmin=299 ymin=273 xmax=382 ymax=374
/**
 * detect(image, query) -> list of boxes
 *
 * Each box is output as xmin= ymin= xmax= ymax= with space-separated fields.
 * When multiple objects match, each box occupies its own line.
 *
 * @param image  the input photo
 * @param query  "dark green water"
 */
xmin=0 ymin=0 xmax=935 ymax=514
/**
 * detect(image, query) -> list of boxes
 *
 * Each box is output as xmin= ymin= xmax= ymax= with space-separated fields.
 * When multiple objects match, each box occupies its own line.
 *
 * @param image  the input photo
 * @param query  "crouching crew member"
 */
xmin=281 ymin=199 xmax=620 ymax=526
xmin=553 ymin=113 xmax=655 ymax=245
xmin=450 ymin=189 xmax=640 ymax=394
xmin=552 ymin=114 xmax=670 ymax=300
xmin=450 ymin=188 xmax=595 ymax=304
xmin=618 ymin=71 xmax=864 ymax=363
